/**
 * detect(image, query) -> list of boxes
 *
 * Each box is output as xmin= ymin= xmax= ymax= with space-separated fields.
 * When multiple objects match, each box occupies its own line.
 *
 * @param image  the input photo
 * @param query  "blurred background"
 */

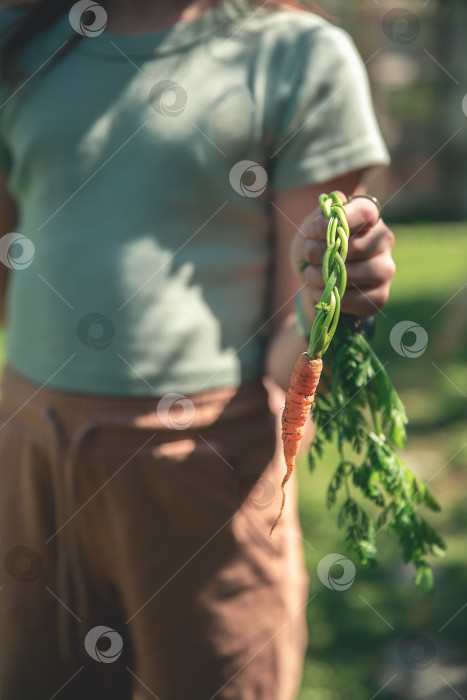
xmin=313 ymin=0 xmax=467 ymax=221
xmin=296 ymin=0 xmax=467 ymax=698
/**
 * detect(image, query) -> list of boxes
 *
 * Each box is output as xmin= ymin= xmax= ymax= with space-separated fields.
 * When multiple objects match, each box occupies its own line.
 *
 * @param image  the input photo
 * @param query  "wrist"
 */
xmin=360 ymin=315 xmax=376 ymax=341
xmin=340 ymin=312 xmax=377 ymax=341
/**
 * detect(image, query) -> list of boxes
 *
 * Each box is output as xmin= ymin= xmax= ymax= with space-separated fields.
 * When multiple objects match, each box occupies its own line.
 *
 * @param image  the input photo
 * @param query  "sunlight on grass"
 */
xmin=390 ymin=223 xmax=467 ymax=302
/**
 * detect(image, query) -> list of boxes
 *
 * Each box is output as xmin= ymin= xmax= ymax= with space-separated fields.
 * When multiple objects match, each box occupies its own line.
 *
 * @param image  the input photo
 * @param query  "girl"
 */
xmin=0 ymin=1 xmax=395 ymax=698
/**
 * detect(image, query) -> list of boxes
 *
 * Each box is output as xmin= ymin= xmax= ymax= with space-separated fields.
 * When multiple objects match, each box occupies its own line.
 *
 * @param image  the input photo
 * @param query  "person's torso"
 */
xmin=0 ymin=1 xmax=387 ymax=396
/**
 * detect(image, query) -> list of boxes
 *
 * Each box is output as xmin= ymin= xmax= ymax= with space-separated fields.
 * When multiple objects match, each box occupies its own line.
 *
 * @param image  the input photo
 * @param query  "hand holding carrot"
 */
xmin=290 ymin=192 xmax=396 ymax=323
xmin=271 ymin=192 xmax=351 ymax=535
xmin=272 ymin=192 xmax=391 ymax=536
xmin=273 ymin=193 xmax=445 ymax=590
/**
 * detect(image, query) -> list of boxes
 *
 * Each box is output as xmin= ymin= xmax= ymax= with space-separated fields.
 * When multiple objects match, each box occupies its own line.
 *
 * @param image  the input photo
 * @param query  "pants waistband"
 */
xmin=0 ymin=365 xmax=269 ymax=439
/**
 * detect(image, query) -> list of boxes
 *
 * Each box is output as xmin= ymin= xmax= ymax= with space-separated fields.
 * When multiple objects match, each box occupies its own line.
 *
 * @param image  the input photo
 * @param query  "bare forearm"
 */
xmin=0 ymin=172 xmax=18 ymax=326
xmin=0 ymin=265 xmax=8 ymax=326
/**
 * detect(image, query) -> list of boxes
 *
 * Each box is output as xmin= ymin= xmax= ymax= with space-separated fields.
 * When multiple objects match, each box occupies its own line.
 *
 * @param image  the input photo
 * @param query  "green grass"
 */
xmin=387 ymin=223 xmax=467 ymax=302
xmin=297 ymin=223 xmax=467 ymax=699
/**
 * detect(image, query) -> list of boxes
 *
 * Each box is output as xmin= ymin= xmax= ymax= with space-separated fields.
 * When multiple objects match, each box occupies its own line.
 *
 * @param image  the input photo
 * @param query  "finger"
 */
xmin=347 ymin=194 xmax=381 ymax=220
xmin=302 ymin=263 xmax=326 ymax=289
xmin=299 ymin=190 xmax=349 ymax=241
xmin=347 ymin=221 xmax=394 ymax=262
xmin=302 ymin=257 xmax=394 ymax=298
xmin=303 ymin=239 xmax=327 ymax=265
xmin=346 ymin=254 xmax=396 ymax=286
xmin=330 ymin=190 xmax=348 ymax=204
xmin=341 ymin=282 xmax=392 ymax=317
xmin=303 ymin=265 xmax=325 ymax=301
xmin=304 ymin=288 xmax=328 ymax=308
xmin=302 ymin=276 xmax=392 ymax=316
xmin=343 ymin=196 xmax=381 ymax=236
xmin=304 ymin=224 xmax=395 ymax=266
xmin=299 ymin=209 xmax=328 ymax=242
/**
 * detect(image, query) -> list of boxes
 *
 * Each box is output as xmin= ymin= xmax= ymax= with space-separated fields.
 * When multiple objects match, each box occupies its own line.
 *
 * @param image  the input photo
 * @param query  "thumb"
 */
xmin=329 ymin=190 xmax=348 ymax=204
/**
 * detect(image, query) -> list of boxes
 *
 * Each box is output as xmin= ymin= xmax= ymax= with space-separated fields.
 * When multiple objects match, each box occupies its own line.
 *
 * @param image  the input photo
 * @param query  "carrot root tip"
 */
xmin=270 ymin=486 xmax=287 ymax=537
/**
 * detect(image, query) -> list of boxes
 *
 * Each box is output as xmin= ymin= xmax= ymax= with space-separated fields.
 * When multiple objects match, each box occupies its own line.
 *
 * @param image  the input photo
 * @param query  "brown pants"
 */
xmin=0 ymin=366 xmax=308 ymax=700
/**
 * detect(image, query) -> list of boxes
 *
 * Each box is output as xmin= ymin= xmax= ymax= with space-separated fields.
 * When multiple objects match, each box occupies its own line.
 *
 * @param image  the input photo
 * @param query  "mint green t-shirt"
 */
xmin=0 ymin=0 xmax=389 ymax=396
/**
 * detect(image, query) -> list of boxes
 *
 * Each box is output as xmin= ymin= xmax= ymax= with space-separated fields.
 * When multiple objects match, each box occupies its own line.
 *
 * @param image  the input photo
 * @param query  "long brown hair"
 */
xmin=0 ymin=0 xmax=326 ymax=86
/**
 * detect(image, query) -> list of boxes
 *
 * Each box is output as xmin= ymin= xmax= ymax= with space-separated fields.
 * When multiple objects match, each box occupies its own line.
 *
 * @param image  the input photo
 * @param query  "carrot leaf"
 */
xmin=308 ymin=316 xmax=446 ymax=592
xmin=298 ymin=193 xmax=445 ymax=591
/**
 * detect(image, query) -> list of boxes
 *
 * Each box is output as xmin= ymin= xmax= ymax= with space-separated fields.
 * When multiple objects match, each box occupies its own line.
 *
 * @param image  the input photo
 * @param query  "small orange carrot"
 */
xmin=270 ymin=354 xmax=322 ymax=535
xmin=270 ymin=192 xmax=349 ymax=535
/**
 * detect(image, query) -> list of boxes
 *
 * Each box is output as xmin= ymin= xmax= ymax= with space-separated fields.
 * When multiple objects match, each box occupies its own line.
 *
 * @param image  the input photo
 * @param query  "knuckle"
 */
xmin=304 ymin=240 xmax=323 ymax=264
xmin=363 ymin=199 xmax=380 ymax=228
xmin=304 ymin=264 xmax=324 ymax=288
xmin=303 ymin=240 xmax=313 ymax=261
xmin=387 ymin=256 xmax=396 ymax=278
xmin=298 ymin=214 xmax=313 ymax=238
xmin=380 ymin=254 xmax=396 ymax=282
xmin=370 ymin=255 xmax=396 ymax=285
xmin=381 ymin=224 xmax=395 ymax=248
xmin=299 ymin=208 xmax=326 ymax=240
xmin=372 ymin=285 xmax=390 ymax=309
xmin=349 ymin=199 xmax=379 ymax=231
xmin=318 ymin=215 xmax=330 ymax=240
xmin=348 ymin=235 xmax=361 ymax=255
xmin=348 ymin=236 xmax=366 ymax=258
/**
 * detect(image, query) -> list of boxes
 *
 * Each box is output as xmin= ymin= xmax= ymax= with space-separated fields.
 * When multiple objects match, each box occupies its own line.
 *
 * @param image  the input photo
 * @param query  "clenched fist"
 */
xmin=290 ymin=193 xmax=396 ymax=327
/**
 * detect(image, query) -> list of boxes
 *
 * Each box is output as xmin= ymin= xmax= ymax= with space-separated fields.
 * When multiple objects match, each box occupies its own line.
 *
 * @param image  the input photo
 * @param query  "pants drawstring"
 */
xmin=41 ymin=407 xmax=156 ymax=663
xmin=42 ymin=407 xmax=102 ymax=662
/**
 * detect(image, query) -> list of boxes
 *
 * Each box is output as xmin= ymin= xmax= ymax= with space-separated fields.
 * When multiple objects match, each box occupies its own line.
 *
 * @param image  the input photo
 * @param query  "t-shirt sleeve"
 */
xmin=266 ymin=21 xmax=390 ymax=191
